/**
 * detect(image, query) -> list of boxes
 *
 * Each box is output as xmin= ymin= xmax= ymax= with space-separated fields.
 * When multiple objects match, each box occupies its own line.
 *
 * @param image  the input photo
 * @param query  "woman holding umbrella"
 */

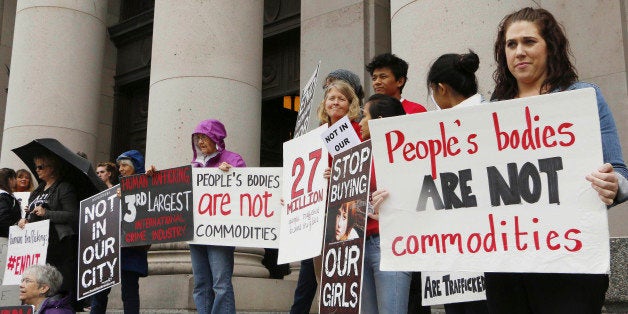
xmin=17 ymin=152 xmax=80 ymax=310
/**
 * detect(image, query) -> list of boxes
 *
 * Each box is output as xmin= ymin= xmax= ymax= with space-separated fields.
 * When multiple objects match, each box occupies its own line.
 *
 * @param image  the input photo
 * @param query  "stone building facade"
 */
xmin=0 ymin=0 xmax=626 ymax=311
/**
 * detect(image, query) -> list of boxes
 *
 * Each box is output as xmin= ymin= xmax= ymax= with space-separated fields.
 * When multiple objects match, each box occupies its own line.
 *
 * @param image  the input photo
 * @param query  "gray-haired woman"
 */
xmin=19 ymin=264 xmax=73 ymax=313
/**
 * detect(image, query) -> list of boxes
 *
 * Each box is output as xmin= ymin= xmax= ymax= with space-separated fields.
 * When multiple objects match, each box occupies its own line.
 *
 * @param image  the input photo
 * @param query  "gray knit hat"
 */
xmin=325 ymin=69 xmax=364 ymax=100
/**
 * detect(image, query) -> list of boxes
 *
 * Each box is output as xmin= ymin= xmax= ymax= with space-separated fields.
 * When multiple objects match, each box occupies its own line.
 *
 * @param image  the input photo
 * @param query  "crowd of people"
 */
xmin=0 ymin=6 xmax=626 ymax=314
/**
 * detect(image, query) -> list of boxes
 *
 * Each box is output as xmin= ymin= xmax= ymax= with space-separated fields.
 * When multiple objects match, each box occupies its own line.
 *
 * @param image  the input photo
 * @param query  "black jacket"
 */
xmin=0 ymin=192 xmax=21 ymax=237
xmin=27 ymin=181 xmax=78 ymax=240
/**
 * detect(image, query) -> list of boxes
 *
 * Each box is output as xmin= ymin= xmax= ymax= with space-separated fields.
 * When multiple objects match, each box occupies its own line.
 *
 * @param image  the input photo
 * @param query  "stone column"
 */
xmin=145 ymin=0 xmax=263 ymax=167
xmin=0 ymin=0 xmax=107 ymax=167
xmin=300 ymin=0 xmax=390 ymax=131
xmin=145 ymin=0 xmax=267 ymax=279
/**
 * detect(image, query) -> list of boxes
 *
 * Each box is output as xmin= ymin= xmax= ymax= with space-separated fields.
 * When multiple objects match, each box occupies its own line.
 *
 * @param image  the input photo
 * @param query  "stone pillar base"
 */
xmin=107 ymin=274 xmax=301 ymax=312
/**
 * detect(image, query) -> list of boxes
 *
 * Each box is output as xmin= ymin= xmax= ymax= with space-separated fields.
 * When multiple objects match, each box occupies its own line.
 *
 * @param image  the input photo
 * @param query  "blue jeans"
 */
xmin=190 ymin=244 xmax=236 ymax=314
xmin=361 ymin=235 xmax=412 ymax=314
xmin=290 ymin=258 xmax=317 ymax=314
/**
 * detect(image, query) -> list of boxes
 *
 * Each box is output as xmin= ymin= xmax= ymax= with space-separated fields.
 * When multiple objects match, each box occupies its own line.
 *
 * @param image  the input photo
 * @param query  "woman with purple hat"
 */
xmin=190 ymin=119 xmax=245 ymax=314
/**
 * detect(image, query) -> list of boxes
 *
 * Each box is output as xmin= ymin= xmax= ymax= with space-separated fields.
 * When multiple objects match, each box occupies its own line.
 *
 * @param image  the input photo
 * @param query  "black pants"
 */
xmin=485 ymin=272 xmax=608 ymax=314
xmin=290 ymin=258 xmax=317 ymax=314
xmin=47 ymin=234 xmax=81 ymax=310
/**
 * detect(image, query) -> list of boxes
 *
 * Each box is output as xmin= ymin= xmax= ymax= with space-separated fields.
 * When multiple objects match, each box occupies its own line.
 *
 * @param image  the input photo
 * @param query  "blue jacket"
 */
xmin=562 ymin=82 xmax=628 ymax=204
xmin=117 ymin=150 xmax=149 ymax=276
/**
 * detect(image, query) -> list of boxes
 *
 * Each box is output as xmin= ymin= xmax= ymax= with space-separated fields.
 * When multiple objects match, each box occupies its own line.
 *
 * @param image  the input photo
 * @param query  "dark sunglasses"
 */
xmin=35 ymin=164 xmax=49 ymax=170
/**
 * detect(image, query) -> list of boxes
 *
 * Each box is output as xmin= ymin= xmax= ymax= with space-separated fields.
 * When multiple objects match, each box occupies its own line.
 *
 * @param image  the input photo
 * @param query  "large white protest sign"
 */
xmin=278 ymin=124 xmax=329 ymax=264
xmin=190 ymin=167 xmax=282 ymax=248
xmin=0 ymin=238 xmax=19 ymax=305
xmin=421 ymin=271 xmax=486 ymax=306
xmin=370 ymin=88 xmax=608 ymax=273
xmin=321 ymin=115 xmax=362 ymax=156
xmin=3 ymin=220 xmax=49 ymax=285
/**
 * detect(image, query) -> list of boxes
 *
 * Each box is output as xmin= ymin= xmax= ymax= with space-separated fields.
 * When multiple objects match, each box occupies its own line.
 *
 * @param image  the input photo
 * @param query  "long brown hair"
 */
xmin=0 ymin=168 xmax=16 ymax=194
xmin=492 ymin=7 xmax=577 ymax=100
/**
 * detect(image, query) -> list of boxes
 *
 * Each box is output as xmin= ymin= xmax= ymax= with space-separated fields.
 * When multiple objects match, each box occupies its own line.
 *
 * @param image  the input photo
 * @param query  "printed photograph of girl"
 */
xmin=326 ymin=200 xmax=364 ymax=243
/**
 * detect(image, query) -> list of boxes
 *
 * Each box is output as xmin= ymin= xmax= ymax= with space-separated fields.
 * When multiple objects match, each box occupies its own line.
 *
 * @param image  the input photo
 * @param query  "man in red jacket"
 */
xmin=366 ymin=53 xmax=427 ymax=114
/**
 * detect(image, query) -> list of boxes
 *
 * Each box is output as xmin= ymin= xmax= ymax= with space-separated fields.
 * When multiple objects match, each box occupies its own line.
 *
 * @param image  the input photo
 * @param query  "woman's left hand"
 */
xmin=586 ymin=163 xmax=618 ymax=205
xmin=219 ymin=162 xmax=233 ymax=172
xmin=32 ymin=205 xmax=46 ymax=217
xmin=368 ymin=189 xmax=389 ymax=220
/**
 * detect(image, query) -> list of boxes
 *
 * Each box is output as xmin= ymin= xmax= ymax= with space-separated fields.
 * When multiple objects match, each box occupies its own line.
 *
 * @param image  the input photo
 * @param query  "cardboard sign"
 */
xmin=77 ymin=186 xmax=120 ymax=299
xmin=321 ymin=116 xmax=362 ymax=156
xmin=0 ymin=305 xmax=34 ymax=313
xmin=120 ymin=166 xmax=194 ymax=247
xmin=320 ymin=141 xmax=371 ymax=314
xmin=13 ymin=192 xmax=29 ymax=219
xmin=2 ymin=220 xmax=49 ymax=285
xmin=370 ymin=88 xmax=609 ymax=273
xmin=190 ymin=167 xmax=282 ymax=248
xmin=421 ymin=271 xmax=486 ymax=306
xmin=278 ymin=124 xmax=329 ymax=264
xmin=294 ymin=61 xmax=321 ymax=138
xmin=0 ymin=238 xmax=19 ymax=305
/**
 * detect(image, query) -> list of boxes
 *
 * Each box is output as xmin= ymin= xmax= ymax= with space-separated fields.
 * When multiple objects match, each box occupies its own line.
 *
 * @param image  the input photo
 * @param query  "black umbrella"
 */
xmin=12 ymin=138 xmax=107 ymax=200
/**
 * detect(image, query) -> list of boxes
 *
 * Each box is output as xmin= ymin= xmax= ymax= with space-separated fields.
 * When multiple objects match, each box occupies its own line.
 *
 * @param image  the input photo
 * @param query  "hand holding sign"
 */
xmin=585 ymin=163 xmax=618 ymax=205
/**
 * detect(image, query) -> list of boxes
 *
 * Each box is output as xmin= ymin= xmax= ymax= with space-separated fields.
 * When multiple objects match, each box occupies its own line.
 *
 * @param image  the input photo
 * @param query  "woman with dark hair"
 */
xmin=358 ymin=94 xmax=414 ymax=314
xmin=95 ymin=162 xmax=119 ymax=188
xmin=18 ymin=153 xmax=80 ymax=310
xmin=427 ymin=50 xmax=481 ymax=110
xmin=0 ymin=168 xmax=21 ymax=237
xmin=16 ymin=169 xmax=34 ymax=192
xmin=425 ymin=51 xmax=489 ymax=314
xmin=486 ymin=7 xmax=628 ymax=313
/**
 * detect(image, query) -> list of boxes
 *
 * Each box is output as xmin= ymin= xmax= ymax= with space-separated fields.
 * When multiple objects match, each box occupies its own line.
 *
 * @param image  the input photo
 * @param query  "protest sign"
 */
xmin=13 ymin=192 xmax=29 ymax=219
xmin=278 ymin=124 xmax=329 ymax=264
xmin=321 ymin=116 xmax=362 ymax=156
xmin=190 ymin=167 xmax=282 ymax=248
xmin=320 ymin=140 xmax=371 ymax=314
xmin=0 ymin=238 xmax=19 ymax=305
xmin=120 ymin=165 xmax=194 ymax=247
xmin=294 ymin=61 xmax=321 ymax=138
xmin=370 ymin=88 xmax=608 ymax=273
xmin=421 ymin=271 xmax=486 ymax=306
xmin=77 ymin=186 xmax=120 ymax=299
xmin=0 ymin=305 xmax=34 ymax=313
xmin=2 ymin=220 xmax=49 ymax=285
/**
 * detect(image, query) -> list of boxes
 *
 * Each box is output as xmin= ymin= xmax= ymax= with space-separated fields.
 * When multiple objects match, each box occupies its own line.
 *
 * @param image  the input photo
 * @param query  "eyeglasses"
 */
xmin=195 ymin=134 xmax=212 ymax=143
xmin=35 ymin=164 xmax=49 ymax=170
xmin=21 ymin=277 xmax=37 ymax=284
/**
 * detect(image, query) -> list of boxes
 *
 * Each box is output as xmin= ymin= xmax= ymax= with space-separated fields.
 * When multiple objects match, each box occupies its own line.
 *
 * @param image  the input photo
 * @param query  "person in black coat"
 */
xmin=18 ymin=153 xmax=81 ymax=311
xmin=0 ymin=168 xmax=21 ymax=237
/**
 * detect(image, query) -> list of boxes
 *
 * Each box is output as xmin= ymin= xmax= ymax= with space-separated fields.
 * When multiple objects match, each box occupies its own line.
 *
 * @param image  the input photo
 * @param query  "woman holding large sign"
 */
xmin=190 ymin=119 xmax=245 ymax=314
xmin=18 ymin=153 xmax=80 ymax=310
xmin=91 ymin=150 xmax=148 ymax=314
xmin=485 ymin=7 xmax=628 ymax=313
